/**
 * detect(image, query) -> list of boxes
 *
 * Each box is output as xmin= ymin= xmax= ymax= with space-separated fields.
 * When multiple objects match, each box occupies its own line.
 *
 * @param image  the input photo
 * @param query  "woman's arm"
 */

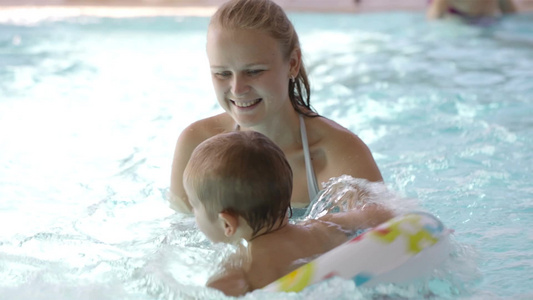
xmin=427 ymin=0 xmax=450 ymax=19
xmin=323 ymin=122 xmax=383 ymax=183
xmin=169 ymin=120 xmax=214 ymax=213
xmin=169 ymin=115 xmax=231 ymax=213
xmin=318 ymin=203 xmax=395 ymax=233
xmin=169 ymin=126 xmax=196 ymax=213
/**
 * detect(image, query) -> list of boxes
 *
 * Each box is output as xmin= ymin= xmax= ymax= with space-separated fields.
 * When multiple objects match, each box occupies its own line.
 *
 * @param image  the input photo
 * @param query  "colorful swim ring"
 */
xmin=262 ymin=212 xmax=452 ymax=292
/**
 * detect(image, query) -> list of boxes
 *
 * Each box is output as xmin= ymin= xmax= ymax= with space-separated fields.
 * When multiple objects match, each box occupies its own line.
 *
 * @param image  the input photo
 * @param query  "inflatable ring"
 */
xmin=262 ymin=212 xmax=452 ymax=292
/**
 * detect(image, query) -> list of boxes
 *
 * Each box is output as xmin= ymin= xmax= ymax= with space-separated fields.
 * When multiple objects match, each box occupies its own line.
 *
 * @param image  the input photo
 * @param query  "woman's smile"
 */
xmin=230 ymin=98 xmax=263 ymax=109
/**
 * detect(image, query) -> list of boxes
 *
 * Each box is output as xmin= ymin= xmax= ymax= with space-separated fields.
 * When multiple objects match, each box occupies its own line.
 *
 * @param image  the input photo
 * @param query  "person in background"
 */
xmin=183 ymin=130 xmax=394 ymax=296
xmin=169 ymin=0 xmax=383 ymax=214
xmin=427 ymin=0 xmax=517 ymax=20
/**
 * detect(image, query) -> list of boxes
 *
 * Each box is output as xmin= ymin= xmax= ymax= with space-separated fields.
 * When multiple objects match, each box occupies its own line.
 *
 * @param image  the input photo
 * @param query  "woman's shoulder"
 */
xmin=173 ymin=112 xmax=235 ymax=174
xmin=306 ymin=116 xmax=383 ymax=182
xmin=307 ymin=116 xmax=367 ymax=150
xmin=179 ymin=113 xmax=235 ymax=145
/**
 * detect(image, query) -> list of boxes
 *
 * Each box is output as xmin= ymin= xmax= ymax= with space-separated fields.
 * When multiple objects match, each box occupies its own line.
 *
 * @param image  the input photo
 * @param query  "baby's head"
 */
xmin=183 ymin=131 xmax=293 ymax=241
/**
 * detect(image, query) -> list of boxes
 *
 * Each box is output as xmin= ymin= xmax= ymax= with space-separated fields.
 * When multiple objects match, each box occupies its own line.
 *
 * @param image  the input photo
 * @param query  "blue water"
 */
xmin=0 ymin=10 xmax=532 ymax=300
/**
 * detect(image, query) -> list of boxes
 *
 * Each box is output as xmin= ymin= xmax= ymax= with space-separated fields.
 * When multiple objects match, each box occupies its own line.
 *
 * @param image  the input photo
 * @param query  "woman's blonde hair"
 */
xmin=209 ymin=0 xmax=317 ymax=117
xmin=183 ymin=131 xmax=293 ymax=238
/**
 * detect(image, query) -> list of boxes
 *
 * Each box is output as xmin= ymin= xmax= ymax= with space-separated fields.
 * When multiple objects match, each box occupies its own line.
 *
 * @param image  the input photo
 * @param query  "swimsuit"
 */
xmin=292 ymin=114 xmax=321 ymax=219
xmin=299 ymin=114 xmax=320 ymax=201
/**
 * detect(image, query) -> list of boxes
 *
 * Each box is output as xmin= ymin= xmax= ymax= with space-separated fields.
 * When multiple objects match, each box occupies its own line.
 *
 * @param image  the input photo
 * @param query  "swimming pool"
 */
xmin=0 ymin=9 xmax=532 ymax=299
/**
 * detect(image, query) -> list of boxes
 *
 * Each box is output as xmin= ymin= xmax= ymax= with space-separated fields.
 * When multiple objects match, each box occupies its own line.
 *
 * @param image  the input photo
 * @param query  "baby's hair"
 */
xmin=183 ymin=131 xmax=293 ymax=237
xmin=209 ymin=0 xmax=317 ymax=117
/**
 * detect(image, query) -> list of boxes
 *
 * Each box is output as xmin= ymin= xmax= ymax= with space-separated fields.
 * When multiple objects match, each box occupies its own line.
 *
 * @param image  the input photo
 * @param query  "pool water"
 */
xmin=1 ymin=10 xmax=532 ymax=300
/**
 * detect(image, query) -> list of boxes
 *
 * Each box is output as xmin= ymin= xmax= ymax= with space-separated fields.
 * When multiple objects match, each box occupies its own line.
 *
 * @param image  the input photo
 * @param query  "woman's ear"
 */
xmin=219 ymin=212 xmax=239 ymax=237
xmin=289 ymin=48 xmax=302 ymax=77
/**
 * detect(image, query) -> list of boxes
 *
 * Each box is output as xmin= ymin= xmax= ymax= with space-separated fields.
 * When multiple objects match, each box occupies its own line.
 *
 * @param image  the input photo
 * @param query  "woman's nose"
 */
xmin=231 ymin=75 xmax=250 ymax=96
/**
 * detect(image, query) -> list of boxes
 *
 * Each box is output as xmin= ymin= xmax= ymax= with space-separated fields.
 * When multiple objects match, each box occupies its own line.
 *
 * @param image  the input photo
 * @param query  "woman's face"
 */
xmin=206 ymin=26 xmax=298 ymax=128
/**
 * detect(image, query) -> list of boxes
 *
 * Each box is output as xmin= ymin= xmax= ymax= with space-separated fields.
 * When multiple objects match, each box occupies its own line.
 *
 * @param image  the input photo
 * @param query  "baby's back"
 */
xmin=245 ymin=220 xmax=348 ymax=290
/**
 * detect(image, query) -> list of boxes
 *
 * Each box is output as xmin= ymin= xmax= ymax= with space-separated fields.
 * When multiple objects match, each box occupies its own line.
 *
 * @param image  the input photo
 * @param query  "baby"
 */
xmin=182 ymin=131 xmax=394 ymax=296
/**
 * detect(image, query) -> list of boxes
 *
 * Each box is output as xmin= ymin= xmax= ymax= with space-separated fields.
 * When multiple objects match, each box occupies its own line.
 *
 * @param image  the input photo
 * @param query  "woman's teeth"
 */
xmin=233 ymin=98 xmax=261 ymax=108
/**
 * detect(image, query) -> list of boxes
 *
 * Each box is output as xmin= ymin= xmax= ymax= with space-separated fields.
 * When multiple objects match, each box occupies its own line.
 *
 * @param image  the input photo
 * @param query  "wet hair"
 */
xmin=209 ymin=0 xmax=318 ymax=117
xmin=183 ymin=131 xmax=293 ymax=238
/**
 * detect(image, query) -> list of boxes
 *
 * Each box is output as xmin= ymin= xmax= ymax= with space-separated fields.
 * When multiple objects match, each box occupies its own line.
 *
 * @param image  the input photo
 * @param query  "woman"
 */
xmin=170 ymin=0 xmax=382 ymax=213
xmin=427 ymin=0 xmax=517 ymax=19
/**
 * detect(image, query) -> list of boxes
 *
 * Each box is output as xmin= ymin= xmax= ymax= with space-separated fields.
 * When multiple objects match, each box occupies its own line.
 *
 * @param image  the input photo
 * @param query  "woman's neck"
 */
xmin=237 ymin=110 xmax=302 ymax=150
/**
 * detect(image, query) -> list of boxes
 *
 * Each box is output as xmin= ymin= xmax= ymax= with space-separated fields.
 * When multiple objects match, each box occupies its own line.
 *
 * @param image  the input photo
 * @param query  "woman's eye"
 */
xmin=247 ymin=70 xmax=263 ymax=76
xmin=215 ymin=71 xmax=231 ymax=78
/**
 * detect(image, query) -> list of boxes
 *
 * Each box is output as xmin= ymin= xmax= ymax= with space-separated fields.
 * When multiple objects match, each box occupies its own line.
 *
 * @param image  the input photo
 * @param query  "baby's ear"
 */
xmin=219 ymin=211 xmax=239 ymax=237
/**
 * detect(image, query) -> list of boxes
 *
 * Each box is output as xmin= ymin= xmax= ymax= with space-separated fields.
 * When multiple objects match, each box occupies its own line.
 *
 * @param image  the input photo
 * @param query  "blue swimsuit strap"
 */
xmin=299 ymin=114 xmax=320 ymax=201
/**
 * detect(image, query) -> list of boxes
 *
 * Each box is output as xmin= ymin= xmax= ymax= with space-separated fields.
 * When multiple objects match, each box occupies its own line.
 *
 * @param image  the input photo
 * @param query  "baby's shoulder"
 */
xmin=302 ymin=219 xmax=349 ymax=248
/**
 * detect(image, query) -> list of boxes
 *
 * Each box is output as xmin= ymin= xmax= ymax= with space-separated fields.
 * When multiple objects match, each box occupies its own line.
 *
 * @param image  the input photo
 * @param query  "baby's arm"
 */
xmin=207 ymin=267 xmax=249 ymax=297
